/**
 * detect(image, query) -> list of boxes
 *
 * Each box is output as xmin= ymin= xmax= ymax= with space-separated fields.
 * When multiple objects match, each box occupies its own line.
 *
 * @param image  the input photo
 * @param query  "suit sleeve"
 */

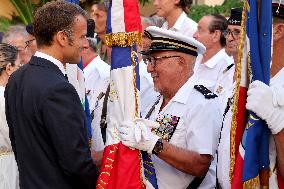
xmin=42 ymin=82 xmax=99 ymax=188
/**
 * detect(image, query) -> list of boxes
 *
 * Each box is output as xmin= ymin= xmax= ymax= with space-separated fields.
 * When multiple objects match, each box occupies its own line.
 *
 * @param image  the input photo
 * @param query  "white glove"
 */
xmin=246 ymin=80 xmax=284 ymax=134
xmin=118 ymin=118 xmax=160 ymax=154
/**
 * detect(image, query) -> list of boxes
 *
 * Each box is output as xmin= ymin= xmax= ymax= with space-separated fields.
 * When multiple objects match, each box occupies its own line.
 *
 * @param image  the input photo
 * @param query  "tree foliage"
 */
xmin=189 ymin=0 xmax=244 ymax=22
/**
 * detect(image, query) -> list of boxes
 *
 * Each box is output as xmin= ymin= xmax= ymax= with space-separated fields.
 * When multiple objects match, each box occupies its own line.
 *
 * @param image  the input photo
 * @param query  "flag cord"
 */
xmin=229 ymin=0 xmax=249 ymax=182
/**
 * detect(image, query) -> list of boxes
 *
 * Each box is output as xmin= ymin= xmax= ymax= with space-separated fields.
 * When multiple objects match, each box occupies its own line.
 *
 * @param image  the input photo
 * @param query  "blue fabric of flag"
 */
xmin=243 ymin=0 xmax=272 ymax=183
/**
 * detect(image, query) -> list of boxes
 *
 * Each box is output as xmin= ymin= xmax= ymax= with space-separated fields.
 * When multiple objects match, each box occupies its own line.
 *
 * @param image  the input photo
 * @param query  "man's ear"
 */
xmin=174 ymin=0 xmax=180 ymax=6
xmin=55 ymin=31 xmax=68 ymax=47
xmin=5 ymin=63 xmax=14 ymax=76
xmin=273 ymin=23 xmax=284 ymax=41
xmin=212 ymin=30 xmax=221 ymax=43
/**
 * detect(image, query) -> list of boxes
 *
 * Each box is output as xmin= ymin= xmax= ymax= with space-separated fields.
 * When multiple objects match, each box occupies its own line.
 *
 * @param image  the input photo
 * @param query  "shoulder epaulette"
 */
xmin=194 ymin=85 xmax=218 ymax=99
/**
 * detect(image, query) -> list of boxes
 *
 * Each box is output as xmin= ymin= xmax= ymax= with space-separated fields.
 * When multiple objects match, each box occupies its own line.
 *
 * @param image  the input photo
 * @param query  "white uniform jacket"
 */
xmin=147 ymin=77 xmax=221 ymax=189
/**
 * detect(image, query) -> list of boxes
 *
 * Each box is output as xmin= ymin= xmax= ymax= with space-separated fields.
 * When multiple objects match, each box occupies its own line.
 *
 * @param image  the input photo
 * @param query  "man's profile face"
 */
xmin=64 ymin=15 xmax=88 ymax=64
xmin=225 ymin=25 xmax=241 ymax=56
xmin=91 ymin=4 xmax=107 ymax=36
xmin=193 ymin=16 xmax=215 ymax=49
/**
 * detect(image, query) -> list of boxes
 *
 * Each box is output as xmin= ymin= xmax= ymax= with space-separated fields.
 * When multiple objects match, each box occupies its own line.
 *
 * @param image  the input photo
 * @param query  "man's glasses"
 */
xmin=25 ymin=38 xmax=35 ymax=49
xmin=143 ymin=55 xmax=181 ymax=67
xmin=223 ymin=29 xmax=241 ymax=39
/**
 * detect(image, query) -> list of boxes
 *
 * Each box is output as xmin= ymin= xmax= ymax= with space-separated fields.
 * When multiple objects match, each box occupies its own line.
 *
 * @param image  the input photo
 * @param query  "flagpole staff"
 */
xmin=230 ymin=0 xmax=249 ymax=183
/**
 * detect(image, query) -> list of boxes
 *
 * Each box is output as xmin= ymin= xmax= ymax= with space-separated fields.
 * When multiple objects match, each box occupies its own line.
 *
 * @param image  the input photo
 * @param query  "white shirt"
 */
xmin=216 ymin=83 xmax=235 ymax=189
xmin=139 ymin=60 xmax=159 ymax=118
xmin=194 ymin=49 xmax=234 ymax=112
xmin=148 ymin=77 xmax=221 ymax=189
xmin=34 ymin=51 xmax=66 ymax=75
xmin=0 ymin=86 xmax=11 ymax=152
xmin=84 ymin=56 xmax=110 ymax=151
xmin=269 ymin=67 xmax=284 ymax=188
xmin=162 ymin=12 xmax=197 ymax=37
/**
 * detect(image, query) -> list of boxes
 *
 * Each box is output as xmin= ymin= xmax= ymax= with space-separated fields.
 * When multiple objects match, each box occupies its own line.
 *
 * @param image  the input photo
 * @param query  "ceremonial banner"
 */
xmin=231 ymin=0 xmax=272 ymax=188
xmin=96 ymin=0 xmax=157 ymax=188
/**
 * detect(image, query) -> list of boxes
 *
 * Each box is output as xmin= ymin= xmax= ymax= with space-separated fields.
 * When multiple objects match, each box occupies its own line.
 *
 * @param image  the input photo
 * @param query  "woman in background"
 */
xmin=0 ymin=43 xmax=21 ymax=189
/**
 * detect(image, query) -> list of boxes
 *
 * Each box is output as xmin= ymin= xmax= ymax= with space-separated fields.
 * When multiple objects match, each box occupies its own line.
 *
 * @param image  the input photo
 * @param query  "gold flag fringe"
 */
xmin=229 ymin=0 xmax=249 ymax=182
xmin=243 ymin=175 xmax=260 ymax=189
xmin=105 ymin=32 xmax=142 ymax=47
xmin=130 ymin=47 xmax=145 ymax=188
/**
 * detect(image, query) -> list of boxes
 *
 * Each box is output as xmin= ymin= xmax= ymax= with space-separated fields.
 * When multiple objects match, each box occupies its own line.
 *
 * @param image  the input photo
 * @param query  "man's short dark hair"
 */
xmin=33 ymin=1 xmax=87 ymax=47
xmin=208 ymin=14 xmax=228 ymax=47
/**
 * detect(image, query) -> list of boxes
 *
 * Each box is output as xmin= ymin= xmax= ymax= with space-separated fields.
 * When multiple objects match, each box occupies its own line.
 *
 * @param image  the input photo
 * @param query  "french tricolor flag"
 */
xmin=96 ymin=0 xmax=158 ymax=188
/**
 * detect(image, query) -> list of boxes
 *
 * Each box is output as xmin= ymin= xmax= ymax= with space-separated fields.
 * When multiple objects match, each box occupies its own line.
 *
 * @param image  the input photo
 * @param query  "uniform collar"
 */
xmin=84 ymin=55 xmax=97 ymax=69
xmin=170 ymin=76 xmax=197 ymax=104
xmin=34 ymin=51 xmax=66 ymax=75
xmin=204 ymin=48 xmax=227 ymax=69
xmin=84 ymin=55 xmax=109 ymax=78
xmin=172 ymin=12 xmax=187 ymax=31
xmin=163 ymin=11 xmax=187 ymax=31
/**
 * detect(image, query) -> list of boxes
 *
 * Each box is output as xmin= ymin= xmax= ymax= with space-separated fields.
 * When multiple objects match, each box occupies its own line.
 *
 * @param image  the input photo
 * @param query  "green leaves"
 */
xmin=188 ymin=0 xmax=244 ymax=22
xmin=8 ymin=0 xmax=49 ymax=25
xmin=10 ymin=0 xmax=34 ymax=25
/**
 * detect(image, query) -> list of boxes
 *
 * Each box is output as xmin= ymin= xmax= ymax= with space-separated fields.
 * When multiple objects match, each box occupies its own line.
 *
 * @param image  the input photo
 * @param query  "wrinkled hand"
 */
xmin=118 ymin=118 xmax=160 ymax=154
xmin=246 ymin=80 xmax=284 ymax=134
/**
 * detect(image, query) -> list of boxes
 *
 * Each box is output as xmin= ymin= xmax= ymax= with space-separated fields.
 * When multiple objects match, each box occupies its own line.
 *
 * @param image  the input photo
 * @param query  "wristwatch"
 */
xmin=152 ymin=138 xmax=164 ymax=155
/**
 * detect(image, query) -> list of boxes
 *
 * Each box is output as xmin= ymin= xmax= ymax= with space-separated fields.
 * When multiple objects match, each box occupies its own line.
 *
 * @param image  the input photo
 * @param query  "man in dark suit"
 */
xmin=5 ymin=1 xmax=99 ymax=189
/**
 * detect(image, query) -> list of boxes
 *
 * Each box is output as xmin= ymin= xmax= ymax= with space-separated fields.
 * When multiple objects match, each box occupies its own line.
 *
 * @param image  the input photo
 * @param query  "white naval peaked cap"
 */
xmin=143 ymin=26 xmax=206 ymax=56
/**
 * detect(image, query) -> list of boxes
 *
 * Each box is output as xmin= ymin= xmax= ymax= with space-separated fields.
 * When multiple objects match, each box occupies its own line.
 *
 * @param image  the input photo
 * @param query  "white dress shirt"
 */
xmin=148 ymin=77 xmax=221 ymax=189
xmin=34 ymin=51 xmax=66 ymax=75
xmin=216 ymin=83 xmax=235 ymax=189
xmin=162 ymin=12 xmax=197 ymax=37
xmin=84 ymin=56 xmax=110 ymax=151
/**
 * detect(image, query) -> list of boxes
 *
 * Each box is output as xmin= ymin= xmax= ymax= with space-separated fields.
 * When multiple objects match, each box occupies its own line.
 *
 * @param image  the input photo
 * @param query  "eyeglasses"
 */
xmin=25 ymin=38 xmax=35 ymax=49
xmin=143 ymin=55 xmax=181 ymax=67
xmin=223 ymin=29 xmax=241 ymax=39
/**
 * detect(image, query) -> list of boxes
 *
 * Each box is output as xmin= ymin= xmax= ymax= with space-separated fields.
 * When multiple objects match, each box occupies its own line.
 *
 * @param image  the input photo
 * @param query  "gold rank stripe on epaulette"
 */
xmin=194 ymin=85 xmax=218 ymax=99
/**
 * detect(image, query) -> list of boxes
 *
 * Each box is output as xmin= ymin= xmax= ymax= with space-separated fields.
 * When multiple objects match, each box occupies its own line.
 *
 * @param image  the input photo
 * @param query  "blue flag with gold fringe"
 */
xmin=242 ymin=0 xmax=272 ymax=187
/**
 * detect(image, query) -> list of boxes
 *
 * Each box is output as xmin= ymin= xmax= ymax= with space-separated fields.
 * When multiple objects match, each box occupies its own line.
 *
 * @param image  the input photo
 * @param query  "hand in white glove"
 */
xmin=118 ymin=118 xmax=160 ymax=154
xmin=246 ymin=80 xmax=284 ymax=134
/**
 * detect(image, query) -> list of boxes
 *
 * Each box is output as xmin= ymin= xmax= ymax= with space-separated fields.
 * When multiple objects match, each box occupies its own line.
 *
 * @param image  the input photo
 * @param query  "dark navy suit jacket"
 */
xmin=5 ymin=56 xmax=99 ymax=189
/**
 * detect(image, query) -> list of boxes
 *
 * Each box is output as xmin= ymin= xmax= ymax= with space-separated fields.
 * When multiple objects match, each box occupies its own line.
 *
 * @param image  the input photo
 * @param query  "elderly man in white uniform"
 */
xmin=80 ymin=19 xmax=110 ymax=154
xmin=192 ymin=14 xmax=234 ymax=188
xmin=216 ymin=7 xmax=243 ymax=189
xmin=193 ymin=14 xmax=234 ymax=111
xmin=154 ymin=0 xmax=197 ymax=36
xmin=118 ymin=26 xmax=221 ymax=189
